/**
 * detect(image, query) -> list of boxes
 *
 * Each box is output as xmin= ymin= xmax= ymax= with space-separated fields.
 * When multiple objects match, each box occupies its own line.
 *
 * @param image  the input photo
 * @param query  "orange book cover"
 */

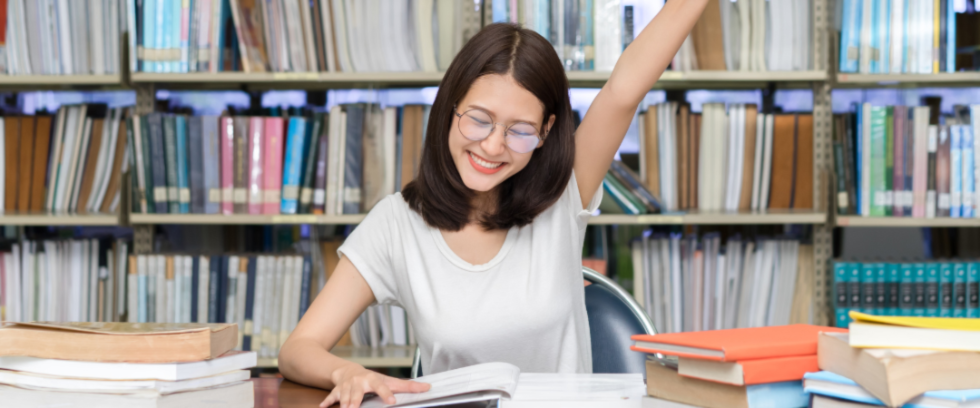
xmin=630 ymin=324 xmax=847 ymax=361
xmin=739 ymin=355 xmax=818 ymax=384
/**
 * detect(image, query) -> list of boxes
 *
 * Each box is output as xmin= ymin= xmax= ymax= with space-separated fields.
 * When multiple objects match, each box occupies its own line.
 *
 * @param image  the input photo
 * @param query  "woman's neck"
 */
xmin=468 ymin=188 xmax=498 ymax=224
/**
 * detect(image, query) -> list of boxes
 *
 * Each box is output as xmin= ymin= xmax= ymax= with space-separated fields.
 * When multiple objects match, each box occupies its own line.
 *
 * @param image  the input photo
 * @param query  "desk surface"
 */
xmin=254 ymin=378 xmax=330 ymax=408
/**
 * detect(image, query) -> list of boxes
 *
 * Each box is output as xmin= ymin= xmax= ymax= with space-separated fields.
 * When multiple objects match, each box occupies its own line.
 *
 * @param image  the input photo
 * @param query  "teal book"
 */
xmin=886 ymin=262 xmax=900 ymax=315
xmin=899 ymin=263 xmax=914 ymax=316
xmin=175 ymin=115 xmax=190 ymax=214
xmin=955 ymin=262 xmax=968 ymax=318
xmin=970 ymin=262 xmax=980 ymax=318
xmin=874 ymin=262 xmax=886 ymax=315
xmin=870 ymin=106 xmax=887 ymax=216
xmin=925 ymin=263 xmax=940 ymax=317
xmin=834 ymin=262 xmax=850 ymax=327
xmin=940 ymin=262 xmax=954 ymax=317
xmin=280 ymin=117 xmax=308 ymax=214
xmin=163 ymin=115 xmax=180 ymax=213
xmin=913 ymin=262 xmax=927 ymax=317
xmin=861 ymin=263 xmax=876 ymax=314
xmin=847 ymin=263 xmax=862 ymax=322
xmin=139 ymin=117 xmax=156 ymax=213
xmin=141 ymin=0 xmax=156 ymax=72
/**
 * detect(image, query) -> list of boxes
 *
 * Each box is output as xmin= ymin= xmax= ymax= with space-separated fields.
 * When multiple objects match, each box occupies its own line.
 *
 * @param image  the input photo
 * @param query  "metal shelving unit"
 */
xmin=835 ymin=216 xmax=980 ymax=228
xmin=835 ymin=72 xmax=980 ymax=87
xmin=256 ymin=346 xmax=415 ymax=369
xmin=0 ymin=213 xmax=120 ymax=226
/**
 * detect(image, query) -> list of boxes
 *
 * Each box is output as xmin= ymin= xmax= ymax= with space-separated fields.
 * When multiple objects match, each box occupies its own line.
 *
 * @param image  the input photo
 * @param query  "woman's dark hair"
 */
xmin=401 ymin=23 xmax=575 ymax=231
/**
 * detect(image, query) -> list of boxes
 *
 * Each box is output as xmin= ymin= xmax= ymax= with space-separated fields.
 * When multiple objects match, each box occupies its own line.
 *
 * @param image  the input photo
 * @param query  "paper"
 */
xmin=360 ymin=362 xmax=519 ymax=408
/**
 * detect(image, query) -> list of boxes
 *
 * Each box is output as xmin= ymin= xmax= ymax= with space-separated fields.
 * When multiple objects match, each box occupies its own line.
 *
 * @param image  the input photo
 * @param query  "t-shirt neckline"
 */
xmin=429 ymin=224 xmax=519 ymax=272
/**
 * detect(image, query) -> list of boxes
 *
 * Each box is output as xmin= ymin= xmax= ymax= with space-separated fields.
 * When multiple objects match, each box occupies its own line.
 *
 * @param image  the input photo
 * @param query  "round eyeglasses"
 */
xmin=454 ymin=108 xmax=542 ymax=154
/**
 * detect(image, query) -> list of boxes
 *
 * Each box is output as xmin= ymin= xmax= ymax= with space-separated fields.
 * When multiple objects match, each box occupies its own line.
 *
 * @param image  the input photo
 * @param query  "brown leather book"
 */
xmin=100 ymin=120 xmax=129 ymax=214
xmin=739 ymin=106 xmax=758 ymax=211
xmin=16 ymin=117 xmax=35 ymax=212
xmin=768 ymin=114 xmax=797 ymax=209
xmin=677 ymin=104 xmax=690 ymax=210
xmin=644 ymin=108 xmax=660 ymax=197
xmin=30 ymin=116 xmax=53 ymax=212
xmin=793 ymin=114 xmax=814 ymax=209
xmin=75 ymin=119 xmax=104 ymax=215
xmin=4 ymin=117 xmax=20 ymax=212
xmin=690 ymin=113 xmax=701 ymax=209
xmin=690 ymin=0 xmax=726 ymax=70
xmin=400 ymin=105 xmax=422 ymax=190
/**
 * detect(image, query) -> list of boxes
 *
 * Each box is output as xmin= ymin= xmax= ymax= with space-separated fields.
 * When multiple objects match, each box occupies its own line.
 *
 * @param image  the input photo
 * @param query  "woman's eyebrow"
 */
xmin=465 ymin=103 xmax=541 ymax=127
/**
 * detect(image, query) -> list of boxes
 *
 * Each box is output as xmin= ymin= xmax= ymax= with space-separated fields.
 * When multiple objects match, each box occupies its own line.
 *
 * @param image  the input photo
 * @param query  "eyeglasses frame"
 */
xmin=452 ymin=106 xmax=545 ymax=153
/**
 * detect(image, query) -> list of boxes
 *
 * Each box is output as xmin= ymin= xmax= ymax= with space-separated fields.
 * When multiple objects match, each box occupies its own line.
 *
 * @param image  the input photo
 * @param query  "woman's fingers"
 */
xmin=320 ymin=389 xmax=339 ymax=408
xmin=348 ymin=383 xmax=365 ymax=408
xmin=371 ymin=378 xmax=397 ymax=405
xmin=386 ymin=378 xmax=432 ymax=393
xmin=340 ymin=382 xmax=352 ymax=408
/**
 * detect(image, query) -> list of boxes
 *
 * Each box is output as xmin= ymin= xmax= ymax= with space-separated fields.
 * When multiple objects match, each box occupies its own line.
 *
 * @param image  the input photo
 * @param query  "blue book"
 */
xmin=190 ymin=256 xmax=199 ymax=322
xmin=744 ymin=381 xmax=808 ymax=408
xmin=913 ymin=262 xmax=927 ymax=316
xmin=281 ymin=117 xmax=308 ymax=214
xmin=805 ymin=371 xmax=980 ymax=408
xmin=201 ymin=116 xmax=221 ymax=214
xmin=208 ymin=255 xmax=220 ymax=323
xmin=970 ymin=262 xmax=980 ymax=318
xmin=834 ymin=262 xmax=850 ymax=327
xmin=214 ymin=0 xmax=230 ymax=71
xmin=887 ymin=262 xmax=900 ymax=315
xmin=155 ymin=0 xmax=167 ymax=72
xmin=170 ymin=0 xmax=181 ymax=72
xmin=963 ymin=126 xmax=975 ymax=218
xmin=243 ymin=255 xmax=257 ymax=351
xmin=179 ymin=0 xmax=191 ymax=72
xmin=856 ymin=104 xmax=863 ymax=212
xmin=142 ymin=0 xmax=155 ymax=72
xmin=861 ymin=263 xmax=877 ymax=314
xmin=298 ymin=256 xmax=312 ymax=320
xmin=925 ymin=262 xmax=940 ymax=317
xmin=874 ymin=263 xmax=886 ymax=315
xmin=899 ymin=263 xmax=914 ymax=316
xmin=869 ymin=0 xmax=880 ymax=73
xmin=492 ymin=0 xmax=508 ymax=23
xmin=955 ymin=262 xmax=968 ymax=318
xmin=535 ymin=0 xmax=551 ymax=39
xmin=947 ymin=0 xmax=956 ymax=73
xmin=175 ymin=115 xmax=190 ymax=214
xmin=951 ymin=125 xmax=962 ymax=218
xmin=839 ymin=0 xmax=862 ymax=73
xmin=940 ymin=262 xmax=954 ymax=317
xmin=878 ymin=0 xmax=890 ymax=73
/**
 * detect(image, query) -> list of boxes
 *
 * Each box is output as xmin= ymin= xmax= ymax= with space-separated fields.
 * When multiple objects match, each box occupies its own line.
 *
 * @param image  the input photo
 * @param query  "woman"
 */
xmin=280 ymin=2 xmax=708 ymax=407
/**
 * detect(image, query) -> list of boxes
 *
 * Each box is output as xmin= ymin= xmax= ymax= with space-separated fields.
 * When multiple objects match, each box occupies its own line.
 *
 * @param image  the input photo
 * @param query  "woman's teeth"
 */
xmin=470 ymin=152 xmax=502 ymax=169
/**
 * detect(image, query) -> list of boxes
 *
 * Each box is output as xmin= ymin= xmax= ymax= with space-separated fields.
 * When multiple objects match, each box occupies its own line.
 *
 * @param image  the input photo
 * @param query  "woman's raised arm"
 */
xmin=573 ymin=0 xmax=710 ymax=207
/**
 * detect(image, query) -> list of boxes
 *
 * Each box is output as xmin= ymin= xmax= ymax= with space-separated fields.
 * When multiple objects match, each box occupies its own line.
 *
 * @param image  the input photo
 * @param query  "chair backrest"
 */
xmin=410 ymin=267 xmax=656 ymax=378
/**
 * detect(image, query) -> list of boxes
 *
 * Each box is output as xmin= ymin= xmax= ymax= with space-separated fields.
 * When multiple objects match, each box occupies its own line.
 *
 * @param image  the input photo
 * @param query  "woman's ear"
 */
xmin=538 ymin=114 xmax=557 ymax=147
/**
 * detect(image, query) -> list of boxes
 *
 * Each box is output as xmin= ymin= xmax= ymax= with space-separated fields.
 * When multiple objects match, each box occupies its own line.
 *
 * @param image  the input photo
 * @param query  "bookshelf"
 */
xmin=128 ymin=214 xmax=367 ymax=225
xmin=0 ymin=74 xmax=123 ymax=88
xmin=255 ymin=346 xmax=415 ymax=369
xmin=0 ymin=214 xmax=120 ymax=226
xmin=835 ymin=216 xmax=980 ymax=228
xmin=835 ymin=72 xmax=980 ymax=87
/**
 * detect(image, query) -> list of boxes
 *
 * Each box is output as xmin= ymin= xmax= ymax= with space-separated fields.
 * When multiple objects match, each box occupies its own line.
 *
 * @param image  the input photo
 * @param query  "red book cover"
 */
xmin=247 ymin=117 xmax=264 ymax=215
xmin=630 ymin=324 xmax=848 ymax=362
xmin=263 ymin=117 xmax=284 ymax=214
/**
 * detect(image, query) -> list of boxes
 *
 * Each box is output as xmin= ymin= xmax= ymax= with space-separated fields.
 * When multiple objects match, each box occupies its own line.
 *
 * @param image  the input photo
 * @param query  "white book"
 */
xmin=889 ymin=0 xmax=905 ymax=73
xmin=225 ymin=256 xmax=239 ymax=325
xmin=9 ymin=246 xmax=21 ymax=322
xmin=927 ymin=124 xmax=939 ymax=218
xmin=759 ymin=114 xmax=774 ymax=211
xmin=330 ymin=0 xmax=353 ymax=72
xmin=414 ymin=0 xmax=438 ymax=72
xmin=21 ymin=244 xmax=34 ymax=322
xmin=368 ymin=305 xmax=380 ymax=348
xmin=128 ymin=260 xmax=138 ymax=323
xmin=0 ymin=379 xmax=254 ymax=408
xmin=68 ymin=242 xmax=82 ymax=322
xmin=197 ymin=256 xmax=210 ymax=323
xmin=645 ymin=238 xmax=661 ymax=332
xmin=394 ymin=0 xmax=419 ymax=71
xmin=251 ymin=256 xmax=266 ymax=353
xmin=155 ymin=255 xmax=166 ymax=323
xmin=104 ymin=252 xmax=114 ymax=322
xmin=326 ymin=106 xmax=342 ymax=215
xmin=736 ymin=0 xmax=751 ymax=71
xmin=919 ymin=0 xmax=934 ymax=74
xmin=173 ymin=258 xmax=182 ymax=324
xmin=291 ymin=255 xmax=303 ymax=332
xmin=183 ymin=256 xmax=193 ymax=323
xmin=67 ymin=118 xmax=94 ymax=212
xmin=165 ymin=267 xmax=174 ymax=324
xmin=43 ymin=109 xmax=66 ymax=212
xmin=88 ymin=239 xmax=99 ymax=322
xmin=631 ymin=240 xmax=645 ymax=308
xmin=317 ymin=0 xmax=336 ymax=72
xmin=53 ymin=106 xmax=82 ymax=212
xmin=298 ymin=0 xmax=318 ymax=71
xmin=0 ymin=351 xmax=256 ymax=382
xmin=89 ymin=0 xmax=105 ymax=74
xmin=235 ymin=261 xmax=248 ymax=349
xmin=692 ymin=248 xmax=704 ymax=331
xmin=137 ymin=255 xmax=148 ymax=323
xmin=89 ymin=108 xmax=121 ymax=212
xmin=283 ymin=0 xmax=309 ymax=71
xmin=383 ymin=107 xmax=397 ymax=196
xmin=753 ymin=241 xmax=777 ymax=327
xmin=335 ymin=110 xmax=348 ymax=214
xmin=0 ymin=369 xmax=250 ymax=395
xmin=277 ymin=256 xmax=294 ymax=351
xmin=668 ymin=236 xmax=682 ymax=333
xmin=714 ymin=252 xmax=727 ymax=330
xmin=116 ymin=242 xmax=128 ymax=321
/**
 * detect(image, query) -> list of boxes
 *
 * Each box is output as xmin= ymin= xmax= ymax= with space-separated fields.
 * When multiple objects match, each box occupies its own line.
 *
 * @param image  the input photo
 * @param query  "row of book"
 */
xmin=832 ymin=259 xmax=980 ymax=327
xmin=641 ymin=103 xmax=814 ymax=213
xmin=1 ymin=0 xmax=125 ymax=76
xmin=674 ymin=0 xmax=813 ymax=72
xmin=133 ymin=0 xmax=482 ymax=74
xmin=1 ymin=106 xmax=129 ymax=215
xmin=129 ymin=103 xmax=429 ymax=216
xmin=839 ymin=0 xmax=958 ymax=74
xmin=630 ymin=232 xmax=811 ymax=334
xmin=832 ymin=103 xmax=980 ymax=218
xmin=0 ymin=322 xmax=256 ymax=406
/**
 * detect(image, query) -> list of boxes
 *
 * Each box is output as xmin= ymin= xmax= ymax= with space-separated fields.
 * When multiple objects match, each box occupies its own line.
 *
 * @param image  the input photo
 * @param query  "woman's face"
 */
xmin=449 ymin=74 xmax=555 ymax=193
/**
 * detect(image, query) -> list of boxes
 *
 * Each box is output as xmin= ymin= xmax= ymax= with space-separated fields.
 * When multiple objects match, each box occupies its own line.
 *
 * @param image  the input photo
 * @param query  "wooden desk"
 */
xmin=253 ymin=378 xmax=330 ymax=408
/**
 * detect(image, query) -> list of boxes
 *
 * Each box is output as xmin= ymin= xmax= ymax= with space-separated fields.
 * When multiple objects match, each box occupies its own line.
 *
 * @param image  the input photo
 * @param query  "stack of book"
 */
xmin=641 ymin=103 xmax=814 ymax=213
xmin=632 ymin=324 xmax=847 ymax=408
xmin=1 ymin=0 xmax=125 ymax=76
xmin=600 ymin=160 xmax=662 ymax=215
xmin=129 ymin=103 xmax=430 ymax=216
xmin=832 ymin=259 xmax=980 ymax=328
xmin=833 ymin=102 xmax=980 ymax=218
xmin=0 ymin=321 xmax=256 ymax=406
xmin=838 ymin=0 xmax=959 ymax=74
xmin=632 ymin=233 xmax=812 ymax=334
xmin=1 ymin=105 xmax=129 ymax=215
xmin=674 ymin=0 xmax=813 ymax=72
xmin=810 ymin=312 xmax=980 ymax=407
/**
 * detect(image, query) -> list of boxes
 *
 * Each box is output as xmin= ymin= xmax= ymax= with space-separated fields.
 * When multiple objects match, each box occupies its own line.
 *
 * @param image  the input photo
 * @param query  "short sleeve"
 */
xmin=337 ymin=197 xmax=398 ymax=305
xmin=566 ymin=171 xmax=603 ymax=229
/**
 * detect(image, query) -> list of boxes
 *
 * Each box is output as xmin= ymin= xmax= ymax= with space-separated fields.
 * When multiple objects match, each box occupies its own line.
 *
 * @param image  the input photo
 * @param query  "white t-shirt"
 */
xmin=338 ymin=172 xmax=603 ymax=374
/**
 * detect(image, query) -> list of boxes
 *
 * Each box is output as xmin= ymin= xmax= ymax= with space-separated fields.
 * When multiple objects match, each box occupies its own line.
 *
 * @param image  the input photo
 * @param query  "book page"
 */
xmin=8 ymin=322 xmax=232 ymax=335
xmin=509 ymin=373 xmax=646 ymax=402
xmin=361 ymin=362 xmax=520 ymax=408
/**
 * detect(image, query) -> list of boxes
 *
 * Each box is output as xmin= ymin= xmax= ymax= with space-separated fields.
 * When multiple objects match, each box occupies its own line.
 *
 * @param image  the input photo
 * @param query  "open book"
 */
xmin=361 ymin=362 xmax=646 ymax=408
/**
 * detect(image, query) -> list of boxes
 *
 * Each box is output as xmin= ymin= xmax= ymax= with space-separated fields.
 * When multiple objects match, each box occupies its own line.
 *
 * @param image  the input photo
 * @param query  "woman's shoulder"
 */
xmin=363 ymin=193 xmax=418 ymax=222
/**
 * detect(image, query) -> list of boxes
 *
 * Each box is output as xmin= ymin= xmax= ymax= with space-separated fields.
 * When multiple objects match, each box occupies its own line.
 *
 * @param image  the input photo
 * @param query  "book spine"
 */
xmin=963 ymin=125 xmax=975 ymax=218
xmin=884 ymin=107 xmax=894 ymax=215
xmin=840 ymin=0 xmax=860 ymax=72
xmin=263 ymin=117 xmax=284 ymax=215
xmin=343 ymin=105 xmax=364 ymax=215
xmin=175 ymin=115 xmax=190 ymax=213
xmin=312 ymin=116 xmax=329 ymax=215
xmin=219 ymin=117 xmax=234 ymax=214
xmin=202 ymin=116 xmax=221 ymax=214
xmin=887 ymin=262 xmax=900 ymax=315
xmin=899 ymin=263 xmax=914 ymax=316
xmin=940 ymin=261 xmax=953 ymax=318
xmin=208 ymin=254 xmax=219 ymax=323
xmin=281 ymin=117 xmax=307 ymax=214
xmin=925 ymin=262 xmax=940 ymax=317
xmin=298 ymin=115 xmax=322 ymax=214
xmin=188 ymin=116 xmax=205 ymax=214
xmin=870 ymin=106 xmax=886 ymax=216
xmin=298 ymin=256 xmax=311 ymax=319
xmin=913 ymin=262 xmax=927 ymax=316
xmin=954 ymin=261 xmax=968 ymax=318
xmin=903 ymin=106 xmax=914 ymax=216
xmin=232 ymin=118 xmax=248 ymax=214
xmin=860 ymin=263 xmax=876 ymax=314
xmin=951 ymin=125 xmax=962 ymax=218
xmin=874 ymin=262 xmax=886 ymax=315
xmin=180 ymin=0 xmax=190 ymax=72
xmin=148 ymin=114 xmax=169 ymax=213
xmin=937 ymin=125 xmax=951 ymax=217
xmin=162 ymin=116 xmax=179 ymax=213
xmin=834 ymin=262 xmax=849 ymax=327
xmin=892 ymin=106 xmax=904 ymax=215
xmin=190 ymin=255 xmax=199 ymax=322
xmin=247 ymin=117 xmax=264 ymax=215
xmin=969 ymin=262 xmax=980 ymax=318
xmin=243 ymin=255 xmax=256 ymax=351
xmin=847 ymin=262 xmax=862 ymax=323
xmin=927 ymin=125 xmax=938 ymax=218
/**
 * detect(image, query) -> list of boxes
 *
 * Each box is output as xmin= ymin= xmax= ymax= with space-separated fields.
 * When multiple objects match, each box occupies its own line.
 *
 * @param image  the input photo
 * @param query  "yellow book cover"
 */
xmin=933 ymin=0 xmax=940 ymax=73
xmin=849 ymin=311 xmax=980 ymax=331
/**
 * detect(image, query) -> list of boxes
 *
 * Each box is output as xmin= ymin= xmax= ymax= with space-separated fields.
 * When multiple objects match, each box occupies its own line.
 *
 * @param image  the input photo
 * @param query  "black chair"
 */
xmin=410 ymin=266 xmax=657 ymax=378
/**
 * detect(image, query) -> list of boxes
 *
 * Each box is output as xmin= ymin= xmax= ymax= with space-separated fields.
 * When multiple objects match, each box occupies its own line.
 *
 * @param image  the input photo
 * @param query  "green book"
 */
xmin=913 ymin=262 xmax=927 ymax=317
xmin=884 ymin=107 xmax=894 ymax=216
xmin=163 ymin=115 xmax=180 ymax=214
xmin=834 ymin=262 xmax=850 ymax=327
xmin=848 ymin=262 xmax=862 ymax=322
xmin=969 ymin=262 xmax=979 ymax=318
xmin=861 ymin=263 xmax=877 ymax=314
xmin=870 ymin=106 xmax=887 ymax=216
xmin=602 ymin=174 xmax=646 ymax=215
xmin=955 ymin=262 xmax=968 ymax=318
xmin=940 ymin=262 xmax=954 ymax=317
xmin=925 ymin=263 xmax=940 ymax=317
xmin=899 ymin=263 xmax=915 ymax=316
xmin=140 ymin=116 xmax=155 ymax=214
xmin=874 ymin=262 xmax=887 ymax=315
xmin=886 ymin=262 xmax=900 ymax=315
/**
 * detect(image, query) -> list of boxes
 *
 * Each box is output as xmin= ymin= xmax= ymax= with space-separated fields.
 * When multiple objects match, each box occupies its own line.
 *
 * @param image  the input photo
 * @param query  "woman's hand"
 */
xmin=320 ymin=364 xmax=431 ymax=408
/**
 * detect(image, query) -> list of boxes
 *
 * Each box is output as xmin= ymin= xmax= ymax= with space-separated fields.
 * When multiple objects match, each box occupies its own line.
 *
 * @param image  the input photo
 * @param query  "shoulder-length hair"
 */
xmin=401 ymin=23 xmax=575 ymax=231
